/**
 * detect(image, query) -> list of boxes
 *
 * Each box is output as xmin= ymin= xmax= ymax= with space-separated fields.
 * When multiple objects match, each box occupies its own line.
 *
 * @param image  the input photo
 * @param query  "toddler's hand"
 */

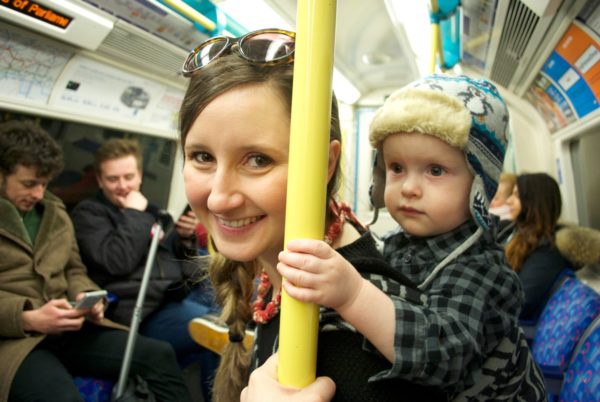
xmin=277 ymin=239 xmax=365 ymax=310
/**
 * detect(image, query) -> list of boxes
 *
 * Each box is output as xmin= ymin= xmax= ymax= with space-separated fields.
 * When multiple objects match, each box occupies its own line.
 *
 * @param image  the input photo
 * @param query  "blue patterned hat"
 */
xmin=369 ymin=74 xmax=509 ymax=230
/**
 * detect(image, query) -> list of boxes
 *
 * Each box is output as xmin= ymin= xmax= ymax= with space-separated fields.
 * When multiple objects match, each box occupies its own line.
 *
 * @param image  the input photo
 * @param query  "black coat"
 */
xmin=518 ymin=242 xmax=571 ymax=321
xmin=71 ymin=192 xmax=197 ymax=325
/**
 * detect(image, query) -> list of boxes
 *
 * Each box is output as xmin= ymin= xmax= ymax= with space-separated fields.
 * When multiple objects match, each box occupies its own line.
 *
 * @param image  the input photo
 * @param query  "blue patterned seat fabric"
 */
xmin=73 ymin=292 xmax=118 ymax=401
xmin=74 ymin=376 xmax=114 ymax=402
xmin=531 ymin=277 xmax=600 ymax=399
xmin=520 ymin=268 xmax=575 ymax=341
xmin=559 ymin=317 xmax=600 ymax=401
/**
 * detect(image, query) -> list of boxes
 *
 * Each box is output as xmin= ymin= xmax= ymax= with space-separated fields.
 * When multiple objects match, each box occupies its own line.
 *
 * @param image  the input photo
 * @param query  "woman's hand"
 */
xmin=241 ymin=354 xmax=336 ymax=402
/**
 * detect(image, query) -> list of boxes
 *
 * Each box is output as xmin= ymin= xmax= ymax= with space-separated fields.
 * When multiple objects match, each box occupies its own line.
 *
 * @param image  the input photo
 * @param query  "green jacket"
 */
xmin=0 ymin=192 xmax=118 ymax=401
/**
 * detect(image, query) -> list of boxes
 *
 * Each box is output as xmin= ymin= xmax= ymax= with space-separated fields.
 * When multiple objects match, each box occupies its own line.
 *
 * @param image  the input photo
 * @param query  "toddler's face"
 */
xmin=382 ymin=132 xmax=473 ymax=237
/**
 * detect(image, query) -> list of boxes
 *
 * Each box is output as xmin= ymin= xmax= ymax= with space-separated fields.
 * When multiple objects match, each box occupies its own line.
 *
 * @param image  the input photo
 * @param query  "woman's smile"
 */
xmin=183 ymin=83 xmax=290 ymax=265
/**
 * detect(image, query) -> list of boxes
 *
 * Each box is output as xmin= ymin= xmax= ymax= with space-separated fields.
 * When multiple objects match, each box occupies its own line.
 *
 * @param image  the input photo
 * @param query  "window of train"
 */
xmin=1 ymin=111 xmax=176 ymax=211
xmin=569 ymin=131 xmax=600 ymax=230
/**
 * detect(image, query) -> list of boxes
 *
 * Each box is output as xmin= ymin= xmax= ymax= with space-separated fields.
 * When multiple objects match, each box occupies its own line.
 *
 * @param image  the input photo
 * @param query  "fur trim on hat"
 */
xmin=369 ymin=88 xmax=471 ymax=150
xmin=556 ymin=225 xmax=600 ymax=268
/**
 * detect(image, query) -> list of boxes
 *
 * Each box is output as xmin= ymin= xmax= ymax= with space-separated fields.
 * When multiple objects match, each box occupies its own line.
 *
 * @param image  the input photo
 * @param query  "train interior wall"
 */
xmin=570 ymin=128 xmax=600 ymax=229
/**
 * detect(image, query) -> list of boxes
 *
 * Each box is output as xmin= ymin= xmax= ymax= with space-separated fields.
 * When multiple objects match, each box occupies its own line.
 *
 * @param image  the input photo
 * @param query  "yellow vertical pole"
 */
xmin=278 ymin=0 xmax=337 ymax=388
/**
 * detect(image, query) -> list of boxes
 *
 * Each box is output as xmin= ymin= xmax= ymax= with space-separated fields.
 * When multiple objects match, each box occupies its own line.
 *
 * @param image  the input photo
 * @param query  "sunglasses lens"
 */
xmin=186 ymin=38 xmax=229 ymax=71
xmin=239 ymin=32 xmax=295 ymax=63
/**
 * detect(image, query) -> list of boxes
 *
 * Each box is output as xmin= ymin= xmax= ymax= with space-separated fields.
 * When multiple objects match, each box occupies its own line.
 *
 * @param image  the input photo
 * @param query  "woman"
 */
xmin=505 ymin=173 xmax=571 ymax=321
xmin=178 ymin=29 xmax=445 ymax=402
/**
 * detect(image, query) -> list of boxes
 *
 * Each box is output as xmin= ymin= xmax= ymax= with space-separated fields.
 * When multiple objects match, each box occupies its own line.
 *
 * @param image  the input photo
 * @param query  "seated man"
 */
xmin=70 ymin=138 xmax=217 ymax=400
xmin=0 ymin=120 xmax=190 ymax=402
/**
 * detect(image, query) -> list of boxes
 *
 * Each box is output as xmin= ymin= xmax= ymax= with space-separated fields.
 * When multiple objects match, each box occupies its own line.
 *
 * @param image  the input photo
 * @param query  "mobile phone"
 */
xmin=181 ymin=204 xmax=192 ymax=218
xmin=70 ymin=290 xmax=107 ymax=309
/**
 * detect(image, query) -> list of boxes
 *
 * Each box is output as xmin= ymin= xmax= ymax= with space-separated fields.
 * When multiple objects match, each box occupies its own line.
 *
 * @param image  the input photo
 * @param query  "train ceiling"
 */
xmin=260 ymin=0 xmax=423 ymax=103
xmin=0 ymin=0 xmax=589 ymax=105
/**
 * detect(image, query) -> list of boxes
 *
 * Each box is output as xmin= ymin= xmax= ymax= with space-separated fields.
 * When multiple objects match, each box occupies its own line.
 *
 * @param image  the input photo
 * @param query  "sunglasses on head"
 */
xmin=182 ymin=28 xmax=296 ymax=77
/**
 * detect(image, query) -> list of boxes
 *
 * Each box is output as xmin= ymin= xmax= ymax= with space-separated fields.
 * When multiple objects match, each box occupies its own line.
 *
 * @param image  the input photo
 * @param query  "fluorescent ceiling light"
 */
xmin=213 ymin=0 xmax=361 ymax=104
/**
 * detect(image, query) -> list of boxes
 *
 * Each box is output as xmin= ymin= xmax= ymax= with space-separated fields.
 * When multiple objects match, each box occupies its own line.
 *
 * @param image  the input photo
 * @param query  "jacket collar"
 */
xmin=0 ymin=197 xmax=29 ymax=241
xmin=0 ymin=192 xmax=62 ymax=246
xmin=95 ymin=190 xmax=119 ymax=211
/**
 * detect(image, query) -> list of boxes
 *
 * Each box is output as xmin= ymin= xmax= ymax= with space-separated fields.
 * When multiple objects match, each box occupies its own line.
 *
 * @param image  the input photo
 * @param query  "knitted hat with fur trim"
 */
xmin=369 ymin=74 xmax=509 ymax=230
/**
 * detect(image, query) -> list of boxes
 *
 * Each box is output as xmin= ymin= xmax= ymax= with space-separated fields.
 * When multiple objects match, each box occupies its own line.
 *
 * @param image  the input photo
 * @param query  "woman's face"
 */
xmin=505 ymin=185 xmax=522 ymax=221
xmin=183 ymin=83 xmax=290 ymax=266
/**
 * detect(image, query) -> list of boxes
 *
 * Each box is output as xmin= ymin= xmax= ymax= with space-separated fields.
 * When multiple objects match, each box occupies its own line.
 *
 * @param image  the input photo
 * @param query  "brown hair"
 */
xmin=505 ymin=173 xmax=562 ymax=271
xmin=0 ymin=120 xmax=63 ymax=178
xmin=93 ymin=138 xmax=143 ymax=174
xmin=179 ymin=54 xmax=342 ymax=402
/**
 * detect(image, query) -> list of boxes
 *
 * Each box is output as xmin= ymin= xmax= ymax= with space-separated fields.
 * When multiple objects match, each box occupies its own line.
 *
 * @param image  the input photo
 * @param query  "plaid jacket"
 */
xmin=251 ymin=222 xmax=546 ymax=400
xmin=374 ymin=220 xmax=522 ymax=393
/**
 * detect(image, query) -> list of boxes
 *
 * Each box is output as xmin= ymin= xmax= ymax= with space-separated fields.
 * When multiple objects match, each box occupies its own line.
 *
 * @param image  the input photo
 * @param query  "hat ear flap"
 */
xmin=369 ymin=150 xmax=386 ymax=210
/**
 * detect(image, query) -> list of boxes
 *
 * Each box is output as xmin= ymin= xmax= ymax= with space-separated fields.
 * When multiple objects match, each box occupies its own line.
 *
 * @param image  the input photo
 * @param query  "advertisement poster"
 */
xmin=526 ymin=21 xmax=600 ymax=133
xmin=83 ymin=0 xmax=208 ymax=49
xmin=50 ymin=55 xmax=183 ymax=131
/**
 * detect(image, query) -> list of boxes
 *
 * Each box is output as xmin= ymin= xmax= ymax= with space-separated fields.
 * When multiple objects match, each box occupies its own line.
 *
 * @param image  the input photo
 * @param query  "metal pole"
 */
xmin=115 ymin=222 xmax=162 ymax=398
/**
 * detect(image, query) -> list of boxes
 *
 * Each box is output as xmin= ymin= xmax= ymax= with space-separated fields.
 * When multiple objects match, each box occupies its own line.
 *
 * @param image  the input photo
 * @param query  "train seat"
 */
xmin=189 ymin=314 xmax=255 ymax=355
xmin=519 ymin=268 xmax=575 ymax=341
xmin=530 ymin=277 xmax=600 ymax=399
xmin=558 ymin=316 xmax=600 ymax=401
xmin=73 ymin=376 xmax=114 ymax=402
xmin=73 ymin=291 xmax=119 ymax=401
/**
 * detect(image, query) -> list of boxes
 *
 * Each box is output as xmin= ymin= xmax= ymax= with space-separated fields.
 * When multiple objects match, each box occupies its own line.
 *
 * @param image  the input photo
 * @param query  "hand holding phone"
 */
xmin=71 ymin=290 xmax=107 ymax=310
xmin=176 ymin=208 xmax=198 ymax=239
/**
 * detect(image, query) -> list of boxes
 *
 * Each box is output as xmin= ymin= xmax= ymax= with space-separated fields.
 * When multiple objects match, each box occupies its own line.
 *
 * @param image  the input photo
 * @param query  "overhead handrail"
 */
xmin=162 ymin=0 xmax=216 ymax=32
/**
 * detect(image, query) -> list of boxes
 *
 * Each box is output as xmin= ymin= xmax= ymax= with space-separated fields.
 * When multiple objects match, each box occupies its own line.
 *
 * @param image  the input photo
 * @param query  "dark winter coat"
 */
xmin=70 ymin=192 xmax=197 ymax=325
